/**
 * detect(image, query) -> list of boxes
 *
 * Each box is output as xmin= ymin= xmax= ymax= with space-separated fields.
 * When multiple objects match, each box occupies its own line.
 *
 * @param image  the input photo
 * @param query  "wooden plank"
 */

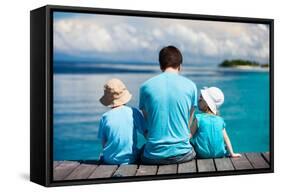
xmin=231 ymin=154 xmax=253 ymax=170
xmin=262 ymin=152 xmax=270 ymax=163
xmin=53 ymin=161 xmax=62 ymax=169
xmin=52 ymin=152 xmax=269 ymax=179
xmin=157 ymin=164 xmax=177 ymax=175
xmin=178 ymin=160 xmax=197 ymax=173
xmin=245 ymin=153 xmax=269 ymax=169
xmin=88 ymin=165 xmax=118 ymax=179
xmin=64 ymin=164 xmax=98 ymax=180
xmin=197 ymin=159 xmax=216 ymax=172
xmin=214 ymin=158 xmax=234 ymax=171
xmin=53 ymin=161 xmax=80 ymax=180
xmin=113 ymin=165 xmax=138 ymax=177
xmin=136 ymin=165 xmax=158 ymax=176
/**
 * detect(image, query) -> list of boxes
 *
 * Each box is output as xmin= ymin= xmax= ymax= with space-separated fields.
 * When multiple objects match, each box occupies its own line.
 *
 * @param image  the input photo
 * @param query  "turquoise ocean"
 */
xmin=53 ymin=63 xmax=270 ymax=160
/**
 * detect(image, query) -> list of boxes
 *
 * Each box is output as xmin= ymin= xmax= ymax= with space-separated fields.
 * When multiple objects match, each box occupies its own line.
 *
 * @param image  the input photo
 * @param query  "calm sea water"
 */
xmin=53 ymin=64 xmax=270 ymax=160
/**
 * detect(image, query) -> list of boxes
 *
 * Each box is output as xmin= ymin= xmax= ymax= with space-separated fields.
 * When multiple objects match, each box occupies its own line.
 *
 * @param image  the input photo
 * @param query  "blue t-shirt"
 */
xmin=98 ymin=106 xmax=145 ymax=164
xmin=139 ymin=72 xmax=197 ymax=159
xmin=191 ymin=113 xmax=227 ymax=158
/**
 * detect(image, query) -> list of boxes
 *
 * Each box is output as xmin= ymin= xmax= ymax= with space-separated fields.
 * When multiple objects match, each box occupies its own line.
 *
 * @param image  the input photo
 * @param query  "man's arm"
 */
xmin=190 ymin=118 xmax=198 ymax=138
xmin=189 ymin=82 xmax=198 ymax=130
xmin=188 ymin=107 xmax=195 ymax=130
xmin=101 ymin=138 xmax=107 ymax=148
xmin=141 ymin=109 xmax=147 ymax=120
xmin=140 ymin=109 xmax=148 ymax=138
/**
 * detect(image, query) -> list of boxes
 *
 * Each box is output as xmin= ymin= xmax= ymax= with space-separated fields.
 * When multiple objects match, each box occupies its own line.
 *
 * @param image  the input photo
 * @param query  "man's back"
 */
xmin=139 ymin=72 xmax=197 ymax=159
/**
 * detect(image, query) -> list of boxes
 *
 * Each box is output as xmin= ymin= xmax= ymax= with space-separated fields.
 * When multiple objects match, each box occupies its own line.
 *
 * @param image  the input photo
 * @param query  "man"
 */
xmin=139 ymin=45 xmax=197 ymax=164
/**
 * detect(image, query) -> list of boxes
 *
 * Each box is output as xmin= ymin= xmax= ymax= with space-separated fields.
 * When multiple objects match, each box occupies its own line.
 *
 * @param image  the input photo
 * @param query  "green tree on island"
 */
xmin=219 ymin=59 xmax=261 ymax=67
xmin=219 ymin=59 xmax=269 ymax=68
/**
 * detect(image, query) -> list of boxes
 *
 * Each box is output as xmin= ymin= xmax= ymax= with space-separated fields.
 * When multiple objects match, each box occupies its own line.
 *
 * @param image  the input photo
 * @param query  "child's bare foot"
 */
xmin=231 ymin=153 xmax=241 ymax=158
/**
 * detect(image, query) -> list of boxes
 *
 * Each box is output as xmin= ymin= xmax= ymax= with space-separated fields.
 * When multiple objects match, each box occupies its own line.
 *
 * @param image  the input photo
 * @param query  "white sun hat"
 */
xmin=200 ymin=87 xmax=224 ymax=115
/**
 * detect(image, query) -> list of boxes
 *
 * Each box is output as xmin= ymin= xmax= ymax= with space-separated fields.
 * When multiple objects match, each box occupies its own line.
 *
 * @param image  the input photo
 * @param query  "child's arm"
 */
xmin=223 ymin=129 xmax=241 ymax=158
xmin=190 ymin=118 xmax=198 ymax=138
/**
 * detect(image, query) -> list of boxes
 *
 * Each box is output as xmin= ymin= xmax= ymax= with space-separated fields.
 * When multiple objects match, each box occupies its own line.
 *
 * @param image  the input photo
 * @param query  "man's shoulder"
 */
xmin=140 ymin=73 xmax=163 ymax=89
xmin=140 ymin=73 xmax=197 ymax=91
xmin=178 ymin=75 xmax=196 ymax=87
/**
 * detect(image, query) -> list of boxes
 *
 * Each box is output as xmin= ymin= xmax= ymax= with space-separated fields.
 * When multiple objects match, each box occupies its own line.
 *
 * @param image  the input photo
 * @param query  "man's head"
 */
xmin=159 ymin=45 xmax=183 ymax=71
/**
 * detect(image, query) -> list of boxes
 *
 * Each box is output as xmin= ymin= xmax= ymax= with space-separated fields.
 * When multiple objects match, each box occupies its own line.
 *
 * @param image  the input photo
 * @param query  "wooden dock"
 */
xmin=53 ymin=152 xmax=270 ymax=181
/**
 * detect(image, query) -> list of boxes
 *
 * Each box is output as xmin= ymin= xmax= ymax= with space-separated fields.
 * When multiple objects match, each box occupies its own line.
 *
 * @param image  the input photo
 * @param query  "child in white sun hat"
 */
xmin=190 ymin=87 xmax=241 ymax=158
xmin=98 ymin=78 xmax=146 ymax=164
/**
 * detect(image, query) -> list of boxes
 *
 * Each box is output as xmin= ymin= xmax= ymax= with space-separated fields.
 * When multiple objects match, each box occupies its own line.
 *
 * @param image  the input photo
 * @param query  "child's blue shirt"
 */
xmin=191 ymin=113 xmax=227 ymax=158
xmin=98 ymin=106 xmax=145 ymax=164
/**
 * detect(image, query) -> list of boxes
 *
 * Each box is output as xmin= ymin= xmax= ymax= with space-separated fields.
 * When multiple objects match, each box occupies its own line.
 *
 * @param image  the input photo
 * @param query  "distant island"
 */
xmin=219 ymin=59 xmax=269 ymax=69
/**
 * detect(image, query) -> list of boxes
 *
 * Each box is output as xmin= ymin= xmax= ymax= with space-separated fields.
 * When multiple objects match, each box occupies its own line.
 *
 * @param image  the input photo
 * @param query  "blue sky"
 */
xmin=53 ymin=11 xmax=270 ymax=65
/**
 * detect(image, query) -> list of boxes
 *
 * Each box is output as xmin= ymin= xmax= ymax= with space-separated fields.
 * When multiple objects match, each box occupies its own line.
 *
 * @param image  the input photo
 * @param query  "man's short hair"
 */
xmin=159 ymin=46 xmax=183 ymax=70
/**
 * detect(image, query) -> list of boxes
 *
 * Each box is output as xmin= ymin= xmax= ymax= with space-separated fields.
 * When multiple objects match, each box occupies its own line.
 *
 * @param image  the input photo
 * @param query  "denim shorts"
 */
xmin=140 ymin=147 xmax=196 ymax=165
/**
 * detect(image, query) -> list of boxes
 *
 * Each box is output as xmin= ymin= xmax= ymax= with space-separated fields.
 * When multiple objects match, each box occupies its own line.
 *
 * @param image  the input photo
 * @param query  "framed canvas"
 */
xmin=30 ymin=5 xmax=274 ymax=187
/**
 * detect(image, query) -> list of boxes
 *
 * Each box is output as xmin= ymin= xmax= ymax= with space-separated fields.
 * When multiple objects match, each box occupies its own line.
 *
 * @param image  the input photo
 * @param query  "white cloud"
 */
xmin=54 ymin=19 xmax=114 ymax=53
xmin=54 ymin=13 xmax=270 ymax=64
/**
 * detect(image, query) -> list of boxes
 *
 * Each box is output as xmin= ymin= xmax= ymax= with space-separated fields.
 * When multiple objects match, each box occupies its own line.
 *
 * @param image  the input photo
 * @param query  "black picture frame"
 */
xmin=30 ymin=4 xmax=274 ymax=187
